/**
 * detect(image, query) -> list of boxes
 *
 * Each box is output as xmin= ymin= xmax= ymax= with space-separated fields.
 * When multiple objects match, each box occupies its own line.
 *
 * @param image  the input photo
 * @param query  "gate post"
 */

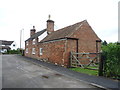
xmin=69 ymin=52 xmax=72 ymax=68
xmin=98 ymin=53 xmax=103 ymax=76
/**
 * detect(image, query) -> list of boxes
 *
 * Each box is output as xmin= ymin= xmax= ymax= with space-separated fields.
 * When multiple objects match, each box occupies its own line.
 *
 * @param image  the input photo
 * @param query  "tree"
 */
xmin=102 ymin=40 xmax=107 ymax=46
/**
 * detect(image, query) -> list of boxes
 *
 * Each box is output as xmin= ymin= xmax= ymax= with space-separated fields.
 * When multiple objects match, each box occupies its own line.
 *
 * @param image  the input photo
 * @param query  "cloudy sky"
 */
xmin=0 ymin=0 xmax=119 ymax=49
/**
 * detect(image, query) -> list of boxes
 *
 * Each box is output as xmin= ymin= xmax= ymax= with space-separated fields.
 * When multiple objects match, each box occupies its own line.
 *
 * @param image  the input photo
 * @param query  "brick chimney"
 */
xmin=46 ymin=15 xmax=54 ymax=35
xmin=30 ymin=26 xmax=36 ymax=37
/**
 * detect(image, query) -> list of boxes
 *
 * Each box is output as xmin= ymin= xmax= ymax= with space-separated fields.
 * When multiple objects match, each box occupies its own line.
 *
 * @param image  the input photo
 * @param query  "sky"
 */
xmin=0 ymin=0 xmax=119 ymax=49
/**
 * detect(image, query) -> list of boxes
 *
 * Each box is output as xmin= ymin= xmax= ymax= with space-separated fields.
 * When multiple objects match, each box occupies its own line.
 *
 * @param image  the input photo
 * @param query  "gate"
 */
xmin=70 ymin=52 xmax=100 ymax=70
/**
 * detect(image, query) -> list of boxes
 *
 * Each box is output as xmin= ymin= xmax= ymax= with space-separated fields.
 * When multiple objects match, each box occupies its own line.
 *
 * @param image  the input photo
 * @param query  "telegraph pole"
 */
xmin=20 ymin=29 xmax=22 ymax=50
xmin=20 ymin=29 xmax=24 ymax=54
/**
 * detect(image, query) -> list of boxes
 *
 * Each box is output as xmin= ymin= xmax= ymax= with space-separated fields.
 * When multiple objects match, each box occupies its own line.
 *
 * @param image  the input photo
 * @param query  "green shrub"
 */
xmin=102 ymin=42 xmax=120 ymax=79
xmin=7 ymin=49 xmax=21 ymax=54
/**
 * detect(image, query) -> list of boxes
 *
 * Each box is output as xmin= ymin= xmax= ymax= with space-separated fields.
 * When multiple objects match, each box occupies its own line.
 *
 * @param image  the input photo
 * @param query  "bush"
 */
xmin=102 ymin=42 xmax=120 ymax=79
xmin=7 ymin=49 xmax=21 ymax=54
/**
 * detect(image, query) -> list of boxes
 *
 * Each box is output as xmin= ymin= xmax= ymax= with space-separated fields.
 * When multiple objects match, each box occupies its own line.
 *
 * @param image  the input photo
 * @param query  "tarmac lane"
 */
xmin=2 ymin=54 xmax=100 ymax=88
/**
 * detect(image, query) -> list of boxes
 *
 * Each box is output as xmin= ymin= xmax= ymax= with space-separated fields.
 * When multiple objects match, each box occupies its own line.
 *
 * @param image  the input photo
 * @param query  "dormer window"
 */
xmin=26 ymin=41 xmax=29 ymax=45
xmin=32 ymin=39 xmax=35 ymax=44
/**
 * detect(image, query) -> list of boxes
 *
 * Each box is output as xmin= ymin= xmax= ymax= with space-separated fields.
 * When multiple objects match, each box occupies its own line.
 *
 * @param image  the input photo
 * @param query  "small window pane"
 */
xmin=40 ymin=48 xmax=43 ymax=55
xmin=32 ymin=48 xmax=35 ymax=54
xmin=26 ymin=41 xmax=29 ymax=45
xmin=26 ymin=48 xmax=28 ymax=53
xmin=32 ymin=39 xmax=35 ymax=44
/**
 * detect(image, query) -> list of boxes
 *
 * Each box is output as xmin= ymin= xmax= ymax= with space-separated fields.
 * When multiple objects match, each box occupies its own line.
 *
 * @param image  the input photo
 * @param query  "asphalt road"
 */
xmin=2 ymin=55 xmax=98 ymax=88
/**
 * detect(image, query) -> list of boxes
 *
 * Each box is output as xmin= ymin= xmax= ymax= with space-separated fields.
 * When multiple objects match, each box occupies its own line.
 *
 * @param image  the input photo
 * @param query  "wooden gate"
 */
xmin=70 ymin=52 xmax=100 ymax=69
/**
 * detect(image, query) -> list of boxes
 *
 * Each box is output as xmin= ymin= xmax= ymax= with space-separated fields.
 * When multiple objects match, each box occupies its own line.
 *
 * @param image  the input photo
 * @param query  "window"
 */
xmin=39 ymin=48 xmax=43 ymax=55
xmin=32 ymin=39 xmax=35 ymax=44
xmin=26 ymin=48 xmax=28 ymax=53
xmin=26 ymin=41 xmax=29 ymax=45
xmin=32 ymin=48 xmax=35 ymax=54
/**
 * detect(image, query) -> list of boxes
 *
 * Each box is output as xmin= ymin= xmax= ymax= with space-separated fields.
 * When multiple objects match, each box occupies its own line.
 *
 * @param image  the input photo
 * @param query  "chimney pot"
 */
xmin=46 ymin=20 xmax=54 ymax=35
xmin=33 ymin=26 xmax=35 ymax=29
xmin=30 ymin=26 xmax=36 ymax=37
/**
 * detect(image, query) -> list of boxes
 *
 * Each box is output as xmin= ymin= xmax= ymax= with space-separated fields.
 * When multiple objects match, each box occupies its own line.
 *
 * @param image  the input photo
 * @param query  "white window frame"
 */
xmin=26 ymin=48 xmax=28 ymax=53
xmin=39 ymin=48 xmax=43 ymax=55
xmin=26 ymin=41 xmax=29 ymax=46
xmin=32 ymin=48 xmax=35 ymax=54
xmin=32 ymin=39 xmax=35 ymax=45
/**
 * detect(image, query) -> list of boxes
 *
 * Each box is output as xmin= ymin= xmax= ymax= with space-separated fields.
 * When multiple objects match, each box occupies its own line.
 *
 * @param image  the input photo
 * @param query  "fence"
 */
xmin=70 ymin=52 xmax=104 ymax=76
xmin=70 ymin=51 xmax=120 ymax=79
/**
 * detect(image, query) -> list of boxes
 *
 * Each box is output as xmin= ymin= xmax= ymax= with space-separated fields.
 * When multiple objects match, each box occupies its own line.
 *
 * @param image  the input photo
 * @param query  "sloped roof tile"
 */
xmin=0 ymin=40 xmax=13 ymax=45
xmin=26 ymin=29 xmax=46 ymax=41
xmin=40 ymin=20 xmax=84 ymax=42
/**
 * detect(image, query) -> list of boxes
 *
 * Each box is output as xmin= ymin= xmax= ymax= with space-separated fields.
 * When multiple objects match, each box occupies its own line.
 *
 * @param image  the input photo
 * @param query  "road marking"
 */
xmin=90 ymin=83 xmax=109 ymax=90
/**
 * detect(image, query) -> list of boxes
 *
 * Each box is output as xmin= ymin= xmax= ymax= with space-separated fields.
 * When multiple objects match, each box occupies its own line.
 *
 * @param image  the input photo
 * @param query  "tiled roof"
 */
xmin=0 ymin=40 xmax=13 ymax=45
xmin=40 ymin=20 xmax=85 ymax=42
xmin=2 ymin=46 xmax=11 ymax=49
xmin=26 ymin=29 xmax=46 ymax=41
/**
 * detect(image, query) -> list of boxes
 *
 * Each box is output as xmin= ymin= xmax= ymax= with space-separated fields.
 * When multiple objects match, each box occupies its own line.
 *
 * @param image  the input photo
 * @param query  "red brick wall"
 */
xmin=38 ymin=40 xmax=66 ymax=66
xmin=36 ymin=39 xmax=77 ymax=67
xmin=64 ymin=39 xmax=77 ymax=67
xmin=25 ymin=38 xmax=77 ymax=67
xmin=70 ymin=21 xmax=101 ymax=53
xmin=25 ymin=39 xmax=39 ymax=59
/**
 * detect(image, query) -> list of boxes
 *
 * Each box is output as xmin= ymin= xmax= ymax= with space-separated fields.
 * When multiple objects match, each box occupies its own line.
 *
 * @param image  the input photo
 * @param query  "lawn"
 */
xmin=69 ymin=67 xmax=98 ymax=76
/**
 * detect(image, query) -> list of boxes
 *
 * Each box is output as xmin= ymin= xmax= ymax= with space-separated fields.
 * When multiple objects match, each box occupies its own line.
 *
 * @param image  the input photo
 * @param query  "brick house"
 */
xmin=25 ymin=19 xmax=101 ymax=67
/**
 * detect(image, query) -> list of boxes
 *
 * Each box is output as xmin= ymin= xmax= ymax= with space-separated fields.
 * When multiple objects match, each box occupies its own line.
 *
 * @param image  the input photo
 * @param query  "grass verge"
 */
xmin=69 ymin=67 xmax=98 ymax=76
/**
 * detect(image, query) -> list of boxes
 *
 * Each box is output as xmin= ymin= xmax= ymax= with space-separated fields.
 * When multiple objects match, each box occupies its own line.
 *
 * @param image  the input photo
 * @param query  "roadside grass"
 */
xmin=86 ymin=66 xmax=98 ymax=70
xmin=69 ymin=67 xmax=98 ymax=76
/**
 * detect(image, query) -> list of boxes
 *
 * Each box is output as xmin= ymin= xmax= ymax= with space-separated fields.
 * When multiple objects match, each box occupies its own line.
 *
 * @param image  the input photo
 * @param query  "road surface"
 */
xmin=2 ymin=55 xmax=98 ymax=88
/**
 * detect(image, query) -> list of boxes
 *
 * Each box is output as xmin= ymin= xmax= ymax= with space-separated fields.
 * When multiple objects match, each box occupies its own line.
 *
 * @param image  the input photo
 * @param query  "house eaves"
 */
xmin=40 ymin=37 xmax=78 ymax=43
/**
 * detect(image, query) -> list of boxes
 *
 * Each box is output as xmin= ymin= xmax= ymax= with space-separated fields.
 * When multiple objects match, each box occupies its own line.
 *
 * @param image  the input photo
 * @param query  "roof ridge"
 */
xmin=54 ymin=20 xmax=85 ymax=32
